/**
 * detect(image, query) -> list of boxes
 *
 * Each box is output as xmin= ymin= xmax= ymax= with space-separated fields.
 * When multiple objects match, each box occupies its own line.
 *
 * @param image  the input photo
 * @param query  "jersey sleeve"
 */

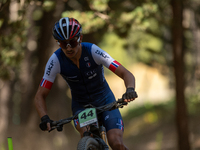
xmin=91 ymin=44 xmax=121 ymax=73
xmin=40 ymin=53 xmax=61 ymax=89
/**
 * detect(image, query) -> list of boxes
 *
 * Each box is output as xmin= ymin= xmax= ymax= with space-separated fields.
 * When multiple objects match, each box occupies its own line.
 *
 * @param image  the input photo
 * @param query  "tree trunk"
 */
xmin=171 ymin=0 xmax=190 ymax=149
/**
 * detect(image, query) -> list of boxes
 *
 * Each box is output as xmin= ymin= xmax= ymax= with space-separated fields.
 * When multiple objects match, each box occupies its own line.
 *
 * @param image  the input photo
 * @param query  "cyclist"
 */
xmin=34 ymin=17 xmax=138 ymax=150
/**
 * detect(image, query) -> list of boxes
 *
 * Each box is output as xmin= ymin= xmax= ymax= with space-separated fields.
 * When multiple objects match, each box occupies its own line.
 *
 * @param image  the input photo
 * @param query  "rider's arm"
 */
xmin=91 ymin=44 xmax=135 ymax=89
xmin=34 ymin=86 xmax=51 ymax=131
xmin=35 ymin=52 xmax=60 ymax=117
xmin=34 ymin=86 xmax=52 ymax=131
xmin=91 ymin=44 xmax=137 ymax=101
xmin=34 ymin=53 xmax=60 ymax=130
xmin=114 ymin=65 xmax=135 ymax=89
xmin=115 ymin=65 xmax=137 ymax=102
xmin=34 ymin=86 xmax=50 ymax=118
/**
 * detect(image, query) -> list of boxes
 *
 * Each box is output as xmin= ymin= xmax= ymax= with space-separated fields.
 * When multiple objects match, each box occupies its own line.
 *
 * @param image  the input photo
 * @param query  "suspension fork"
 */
xmin=100 ymin=125 xmax=108 ymax=145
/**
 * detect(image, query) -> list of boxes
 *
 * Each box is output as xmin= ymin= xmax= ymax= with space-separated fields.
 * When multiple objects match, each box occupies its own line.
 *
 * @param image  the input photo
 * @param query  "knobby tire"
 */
xmin=77 ymin=136 xmax=101 ymax=150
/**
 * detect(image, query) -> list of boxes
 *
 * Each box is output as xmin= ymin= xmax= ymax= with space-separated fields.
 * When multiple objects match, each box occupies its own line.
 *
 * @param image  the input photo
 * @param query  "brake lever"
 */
xmin=117 ymin=98 xmax=128 ymax=105
xmin=116 ymin=102 xmax=128 ymax=109
xmin=117 ymin=98 xmax=124 ymax=103
xmin=49 ymin=127 xmax=56 ymax=132
xmin=122 ymin=102 xmax=128 ymax=105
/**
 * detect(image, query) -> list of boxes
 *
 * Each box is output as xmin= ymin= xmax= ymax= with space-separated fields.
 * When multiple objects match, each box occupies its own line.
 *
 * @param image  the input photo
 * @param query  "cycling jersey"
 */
xmin=40 ymin=42 xmax=121 ymax=103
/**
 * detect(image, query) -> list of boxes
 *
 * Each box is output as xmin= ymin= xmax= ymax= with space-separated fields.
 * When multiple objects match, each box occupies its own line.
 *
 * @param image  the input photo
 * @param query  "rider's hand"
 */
xmin=39 ymin=115 xmax=53 ymax=131
xmin=122 ymin=87 xmax=138 ymax=102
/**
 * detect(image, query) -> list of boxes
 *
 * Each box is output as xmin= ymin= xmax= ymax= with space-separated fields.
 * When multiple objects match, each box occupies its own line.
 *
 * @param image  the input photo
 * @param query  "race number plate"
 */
xmin=78 ymin=108 xmax=98 ymax=128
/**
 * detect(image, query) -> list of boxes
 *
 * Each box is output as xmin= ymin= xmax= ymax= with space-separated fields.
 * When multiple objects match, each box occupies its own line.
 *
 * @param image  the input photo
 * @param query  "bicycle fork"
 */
xmin=100 ymin=126 xmax=109 ymax=146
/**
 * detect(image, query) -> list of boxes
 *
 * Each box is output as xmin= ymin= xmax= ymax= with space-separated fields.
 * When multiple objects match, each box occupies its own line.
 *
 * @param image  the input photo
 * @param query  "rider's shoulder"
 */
xmin=81 ymin=42 xmax=101 ymax=54
xmin=53 ymin=48 xmax=67 ymax=59
xmin=81 ymin=42 xmax=94 ymax=48
xmin=54 ymin=48 xmax=62 ymax=55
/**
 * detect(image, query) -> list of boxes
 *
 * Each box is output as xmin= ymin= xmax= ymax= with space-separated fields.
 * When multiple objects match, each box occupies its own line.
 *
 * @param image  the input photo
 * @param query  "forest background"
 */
xmin=0 ymin=0 xmax=200 ymax=150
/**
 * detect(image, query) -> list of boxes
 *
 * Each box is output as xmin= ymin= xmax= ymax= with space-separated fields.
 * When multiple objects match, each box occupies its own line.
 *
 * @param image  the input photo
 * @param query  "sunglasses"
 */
xmin=58 ymin=36 xmax=80 ymax=48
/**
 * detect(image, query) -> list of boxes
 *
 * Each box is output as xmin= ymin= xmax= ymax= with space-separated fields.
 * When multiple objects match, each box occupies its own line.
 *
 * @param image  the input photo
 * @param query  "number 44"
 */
xmin=81 ymin=110 xmax=94 ymax=119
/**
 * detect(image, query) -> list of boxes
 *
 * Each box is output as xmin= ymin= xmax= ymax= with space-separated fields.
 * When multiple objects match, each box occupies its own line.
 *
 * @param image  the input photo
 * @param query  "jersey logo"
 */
xmin=46 ymin=60 xmax=54 ymax=76
xmin=116 ymin=119 xmax=124 ymax=131
xmin=86 ymin=62 xmax=91 ymax=67
xmin=95 ymin=49 xmax=109 ymax=59
xmin=84 ymin=57 xmax=89 ymax=61
xmin=104 ymin=115 xmax=109 ymax=120
xmin=85 ymin=69 xmax=97 ymax=79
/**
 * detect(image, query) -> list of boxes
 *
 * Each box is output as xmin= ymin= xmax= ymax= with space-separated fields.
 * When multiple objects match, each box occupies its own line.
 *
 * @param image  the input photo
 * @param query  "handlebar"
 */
xmin=49 ymin=98 xmax=127 ymax=132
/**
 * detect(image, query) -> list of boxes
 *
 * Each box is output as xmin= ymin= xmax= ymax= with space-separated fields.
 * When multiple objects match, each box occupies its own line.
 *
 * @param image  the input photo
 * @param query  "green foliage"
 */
xmin=123 ymin=96 xmax=200 ymax=125
xmin=127 ymin=30 xmax=164 ymax=64
xmin=123 ymin=100 xmax=175 ymax=121
xmin=43 ymin=0 xmax=56 ymax=12
xmin=88 ymin=0 xmax=109 ymax=11
xmin=0 ymin=20 xmax=27 ymax=80
xmin=118 ymin=3 xmax=158 ymax=29
xmin=62 ymin=11 xmax=106 ymax=34
xmin=99 ymin=32 xmax=132 ymax=67
xmin=186 ymin=90 xmax=200 ymax=115
xmin=32 ymin=9 xmax=43 ymax=21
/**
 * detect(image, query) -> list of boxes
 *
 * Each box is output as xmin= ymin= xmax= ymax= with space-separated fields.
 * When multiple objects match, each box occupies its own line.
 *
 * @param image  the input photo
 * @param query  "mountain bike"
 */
xmin=50 ymin=98 xmax=128 ymax=150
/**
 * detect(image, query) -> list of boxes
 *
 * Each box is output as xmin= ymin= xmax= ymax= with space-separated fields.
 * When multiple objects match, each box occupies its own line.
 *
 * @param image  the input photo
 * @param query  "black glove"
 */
xmin=39 ymin=115 xmax=53 ymax=131
xmin=122 ymin=87 xmax=138 ymax=100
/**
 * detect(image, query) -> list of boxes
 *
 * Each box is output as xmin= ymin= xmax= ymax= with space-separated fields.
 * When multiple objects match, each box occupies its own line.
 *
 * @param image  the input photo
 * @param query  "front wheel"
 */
xmin=77 ymin=136 xmax=101 ymax=150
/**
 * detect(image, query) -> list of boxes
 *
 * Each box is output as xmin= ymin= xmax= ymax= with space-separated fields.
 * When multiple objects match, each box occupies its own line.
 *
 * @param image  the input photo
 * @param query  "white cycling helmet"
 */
xmin=52 ymin=17 xmax=82 ymax=41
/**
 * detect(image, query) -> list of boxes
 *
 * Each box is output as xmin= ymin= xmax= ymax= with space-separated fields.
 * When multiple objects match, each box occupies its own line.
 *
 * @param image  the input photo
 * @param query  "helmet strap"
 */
xmin=77 ymin=36 xmax=80 ymax=42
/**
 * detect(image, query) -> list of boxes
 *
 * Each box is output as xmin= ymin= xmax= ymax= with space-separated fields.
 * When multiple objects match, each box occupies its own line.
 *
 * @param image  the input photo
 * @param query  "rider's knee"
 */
xmin=109 ymin=139 xmax=125 ymax=150
xmin=107 ymin=129 xmax=125 ymax=150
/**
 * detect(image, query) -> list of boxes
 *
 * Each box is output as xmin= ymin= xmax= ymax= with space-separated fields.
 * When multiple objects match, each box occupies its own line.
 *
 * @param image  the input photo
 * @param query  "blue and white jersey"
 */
xmin=40 ymin=42 xmax=121 ymax=102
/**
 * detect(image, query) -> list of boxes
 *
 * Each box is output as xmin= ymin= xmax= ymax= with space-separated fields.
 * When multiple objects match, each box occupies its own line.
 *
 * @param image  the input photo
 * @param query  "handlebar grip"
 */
xmin=51 ymin=121 xmax=57 ymax=127
xmin=122 ymin=102 xmax=128 ymax=105
xmin=117 ymin=98 xmax=124 ymax=103
xmin=117 ymin=98 xmax=128 ymax=106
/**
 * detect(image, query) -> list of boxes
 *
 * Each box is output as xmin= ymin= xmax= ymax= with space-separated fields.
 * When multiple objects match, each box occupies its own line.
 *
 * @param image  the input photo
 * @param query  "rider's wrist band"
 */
xmin=127 ymin=87 xmax=135 ymax=91
xmin=41 ymin=115 xmax=50 ymax=122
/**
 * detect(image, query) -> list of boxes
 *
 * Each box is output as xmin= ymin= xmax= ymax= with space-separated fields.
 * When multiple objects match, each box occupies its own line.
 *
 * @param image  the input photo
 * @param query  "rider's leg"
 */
xmin=107 ymin=128 xmax=129 ymax=150
xmin=100 ymin=100 xmax=128 ymax=150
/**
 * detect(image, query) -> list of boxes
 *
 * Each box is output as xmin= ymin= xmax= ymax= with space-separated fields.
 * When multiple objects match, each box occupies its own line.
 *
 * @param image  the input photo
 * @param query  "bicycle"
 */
xmin=50 ymin=98 xmax=128 ymax=150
